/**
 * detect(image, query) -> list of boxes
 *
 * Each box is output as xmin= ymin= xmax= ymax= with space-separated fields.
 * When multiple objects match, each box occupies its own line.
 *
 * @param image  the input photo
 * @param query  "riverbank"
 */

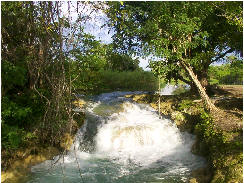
xmin=1 ymin=110 xmax=86 ymax=183
xmin=125 ymin=85 xmax=243 ymax=183
xmin=1 ymin=86 xmax=242 ymax=183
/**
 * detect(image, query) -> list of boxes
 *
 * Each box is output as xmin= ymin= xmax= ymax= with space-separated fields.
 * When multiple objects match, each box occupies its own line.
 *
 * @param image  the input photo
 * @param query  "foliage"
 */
xmin=1 ymin=61 xmax=27 ymax=95
xmin=71 ymin=69 xmax=157 ymax=94
xmin=194 ymin=110 xmax=243 ymax=182
xmin=1 ymin=1 xmax=73 ymax=153
xmin=2 ymin=2 xmax=241 ymax=181
xmin=67 ymin=30 xmax=142 ymax=94
xmin=177 ymin=99 xmax=195 ymax=112
xmin=173 ymin=97 xmax=243 ymax=182
xmin=106 ymin=1 xmax=242 ymax=110
xmin=65 ymin=3 xmax=141 ymax=93
xmin=106 ymin=52 xmax=140 ymax=71
xmin=1 ymin=1 xmax=156 ymax=175
xmin=1 ymin=1 xmax=145 ymax=150
xmin=96 ymin=70 xmax=157 ymax=93
xmin=69 ymin=34 xmax=108 ymax=71
xmin=195 ymin=111 xmax=217 ymax=144
xmin=208 ymin=56 xmax=243 ymax=85
xmin=107 ymin=1 xmax=242 ymax=72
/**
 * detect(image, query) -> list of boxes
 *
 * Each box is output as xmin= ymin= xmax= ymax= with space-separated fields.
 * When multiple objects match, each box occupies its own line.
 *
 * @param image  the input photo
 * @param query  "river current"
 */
xmin=27 ymin=91 xmax=205 ymax=183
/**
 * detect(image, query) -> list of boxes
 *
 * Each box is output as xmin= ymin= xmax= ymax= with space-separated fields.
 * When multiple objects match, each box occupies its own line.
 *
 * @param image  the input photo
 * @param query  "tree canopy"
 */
xmin=106 ymin=1 xmax=243 ymax=110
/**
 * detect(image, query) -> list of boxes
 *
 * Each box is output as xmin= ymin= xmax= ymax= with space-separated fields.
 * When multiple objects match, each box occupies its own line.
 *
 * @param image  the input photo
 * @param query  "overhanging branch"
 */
xmin=177 ymin=74 xmax=192 ymax=85
xmin=212 ymin=48 xmax=234 ymax=63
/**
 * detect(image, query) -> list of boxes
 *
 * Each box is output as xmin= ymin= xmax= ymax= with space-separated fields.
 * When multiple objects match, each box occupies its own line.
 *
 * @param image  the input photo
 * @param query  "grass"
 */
xmin=95 ymin=70 xmax=158 ymax=93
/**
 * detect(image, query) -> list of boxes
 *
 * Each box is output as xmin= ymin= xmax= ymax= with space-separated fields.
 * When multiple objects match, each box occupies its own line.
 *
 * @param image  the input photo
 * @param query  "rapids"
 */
xmin=27 ymin=91 xmax=205 ymax=183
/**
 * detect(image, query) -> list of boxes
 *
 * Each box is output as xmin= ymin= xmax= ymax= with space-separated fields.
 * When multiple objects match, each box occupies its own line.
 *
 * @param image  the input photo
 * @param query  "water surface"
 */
xmin=28 ymin=91 xmax=205 ymax=183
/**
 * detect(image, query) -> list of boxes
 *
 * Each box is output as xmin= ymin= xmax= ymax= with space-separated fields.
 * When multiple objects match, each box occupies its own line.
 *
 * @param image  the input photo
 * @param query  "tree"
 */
xmin=1 ymin=1 xmax=79 ymax=152
xmin=106 ymin=52 xmax=140 ymax=71
xmin=106 ymin=1 xmax=242 ymax=111
xmin=209 ymin=56 xmax=243 ymax=85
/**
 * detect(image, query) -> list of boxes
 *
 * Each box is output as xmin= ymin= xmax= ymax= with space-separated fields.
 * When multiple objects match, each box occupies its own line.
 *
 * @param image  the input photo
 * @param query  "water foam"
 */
xmin=95 ymin=102 xmax=193 ymax=166
xmin=29 ymin=91 xmax=205 ymax=183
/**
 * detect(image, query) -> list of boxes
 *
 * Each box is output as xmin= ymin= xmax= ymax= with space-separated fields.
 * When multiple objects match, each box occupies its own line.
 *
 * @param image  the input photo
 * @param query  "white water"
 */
xmin=96 ymin=102 xmax=191 ymax=166
xmin=28 ymin=91 xmax=205 ymax=183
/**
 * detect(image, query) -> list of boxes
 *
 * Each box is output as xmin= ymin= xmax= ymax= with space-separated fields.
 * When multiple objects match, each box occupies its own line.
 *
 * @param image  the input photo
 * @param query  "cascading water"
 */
xmin=27 ymin=91 xmax=205 ymax=183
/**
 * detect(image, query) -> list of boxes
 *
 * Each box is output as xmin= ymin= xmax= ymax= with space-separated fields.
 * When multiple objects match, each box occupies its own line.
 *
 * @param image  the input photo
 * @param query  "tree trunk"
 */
xmin=179 ymin=60 xmax=218 ymax=112
xmin=199 ymin=71 xmax=209 ymax=89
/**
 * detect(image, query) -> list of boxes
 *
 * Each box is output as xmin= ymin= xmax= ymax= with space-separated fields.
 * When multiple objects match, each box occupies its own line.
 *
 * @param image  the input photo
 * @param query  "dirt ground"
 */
xmin=211 ymin=85 xmax=243 ymax=131
xmin=218 ymin=85 xmax=243 ymax=98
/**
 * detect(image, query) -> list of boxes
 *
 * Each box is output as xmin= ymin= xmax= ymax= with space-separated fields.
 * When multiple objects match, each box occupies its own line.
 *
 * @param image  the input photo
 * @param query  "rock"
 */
xmin=132 ymin=94 xmax=147 ymax=102
xmin=150 ymin=103 xmax=157 ymax=109
xmin=60 ymin=133 xmax=74 ymax=150
xmin=124 ymin=94 xmax=133 ymax=98
xmin=1 ymin=146 xmax=59 ymax=183
xmin=73 ymin=99 xmax=86 ymax=108
xmin=190 ymin=167 xmax=212 ymax=183
xmin=1 ymin=171 xmax=15 ymax=183
xmin=189 ymin=178 xmax=198 ymax=183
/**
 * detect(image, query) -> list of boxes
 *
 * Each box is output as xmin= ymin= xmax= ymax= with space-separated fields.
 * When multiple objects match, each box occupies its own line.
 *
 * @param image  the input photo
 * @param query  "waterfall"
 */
xmin=28 ymin=91 xmax=205 ymax=183
xmin=95 ymin=102 xmax=190 ymax=166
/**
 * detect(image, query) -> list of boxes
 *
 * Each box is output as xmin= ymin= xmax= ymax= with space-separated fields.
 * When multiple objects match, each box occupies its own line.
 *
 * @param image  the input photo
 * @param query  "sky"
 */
xmin=62 ymin=2 xmax=150 ymax=70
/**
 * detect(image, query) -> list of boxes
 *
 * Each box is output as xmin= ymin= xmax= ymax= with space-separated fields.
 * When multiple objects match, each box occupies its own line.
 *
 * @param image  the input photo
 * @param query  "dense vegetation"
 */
xmin=1 ymin=2 xmax=243 ymax=182
xmin=2 ymin=1 xmax=70 ymax=169
xmin=208 ymin=56 xmax=243 ymax=85
xmin=106 ymin=1 xmax=242 ymax=111
xmin=1 ymin=1 xmax=157 ymax=170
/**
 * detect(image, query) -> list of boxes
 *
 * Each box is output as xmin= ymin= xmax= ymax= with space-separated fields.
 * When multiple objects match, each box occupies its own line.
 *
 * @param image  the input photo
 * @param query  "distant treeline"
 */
xmin=208 ymin=57 xmax=243 ymax=85
xmin=69 ymin=42 xmax=158 ymax=94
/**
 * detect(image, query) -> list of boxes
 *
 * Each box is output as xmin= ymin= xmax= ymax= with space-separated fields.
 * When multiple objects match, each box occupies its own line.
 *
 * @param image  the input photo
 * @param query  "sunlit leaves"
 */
xmin=209 ymin=56 xmax=243 ymax=85
xmin=106 ymin=1 xmax=242 ymax=86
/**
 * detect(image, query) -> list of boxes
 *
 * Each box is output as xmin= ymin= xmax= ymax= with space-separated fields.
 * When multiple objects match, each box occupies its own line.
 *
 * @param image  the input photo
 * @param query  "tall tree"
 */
xmin=1 ymin=1 xmax=76 ymax=149
xmin=106 ymin=1 xmax=242 ymax=111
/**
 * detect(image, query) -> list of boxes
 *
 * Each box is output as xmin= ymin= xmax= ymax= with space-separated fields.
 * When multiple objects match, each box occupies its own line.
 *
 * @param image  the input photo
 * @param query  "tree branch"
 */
xmin=177 ymin=74 xmax=192 ymax=85
xmin=212 ymin=48 xmax=234 ymax=63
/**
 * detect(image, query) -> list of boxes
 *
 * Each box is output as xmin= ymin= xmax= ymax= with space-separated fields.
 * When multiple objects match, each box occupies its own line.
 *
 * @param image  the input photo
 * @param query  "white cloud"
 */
xmin=61 ymin=2 xmax=113 ymax=44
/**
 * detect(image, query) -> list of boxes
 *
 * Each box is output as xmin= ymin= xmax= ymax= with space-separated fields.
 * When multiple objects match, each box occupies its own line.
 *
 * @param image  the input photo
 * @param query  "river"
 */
xmin=27 ymin=91 xmax=205 ymax=183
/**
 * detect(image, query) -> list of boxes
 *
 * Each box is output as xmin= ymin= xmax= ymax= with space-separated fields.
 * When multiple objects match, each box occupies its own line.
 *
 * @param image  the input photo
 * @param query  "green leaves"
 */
xmin=107 ymin=1 xmax=242 ymax=89
xmin=208 ymin=57 xmax=243 ymax=85
xmin=7 ymin=131 xmax=22 ymax=149
xmin=1 ymin=125 xmax=22 ymax=149
xmin=1 ymin=123 xmax=37 ymax=150
xmin=2 ymin=61 xmax=27 ymax=88
xmin=1 ymin=96 xmax=33 ymax=125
